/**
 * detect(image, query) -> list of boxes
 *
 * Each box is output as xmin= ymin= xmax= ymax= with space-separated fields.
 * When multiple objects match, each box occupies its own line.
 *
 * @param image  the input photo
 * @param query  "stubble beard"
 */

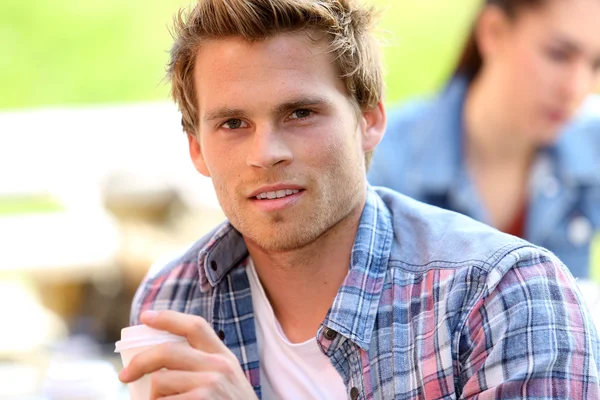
xmin=231 ymin=196 xmax=337 ymax=252
xmin=227 ymin=184 xmax=360 ymax=253
xmin=215 ymin=145 xmax=365 ymax=253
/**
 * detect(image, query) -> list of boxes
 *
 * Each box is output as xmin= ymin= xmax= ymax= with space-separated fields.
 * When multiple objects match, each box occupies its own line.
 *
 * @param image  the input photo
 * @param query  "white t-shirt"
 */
xmin=246 ymin=259 xmax=347 ymax=400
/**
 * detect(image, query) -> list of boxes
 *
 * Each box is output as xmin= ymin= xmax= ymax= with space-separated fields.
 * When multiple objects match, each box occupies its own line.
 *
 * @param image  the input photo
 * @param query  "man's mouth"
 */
xmin=255 ymin=189 xmax=301 ymax=200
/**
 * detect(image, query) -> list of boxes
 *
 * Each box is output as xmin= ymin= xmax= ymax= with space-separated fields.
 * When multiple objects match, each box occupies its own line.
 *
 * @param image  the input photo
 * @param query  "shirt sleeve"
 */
xmin=458 ymin=247 xmax=600 ymax=399
xmin=129 ymin=273 xmax=165 ymax=326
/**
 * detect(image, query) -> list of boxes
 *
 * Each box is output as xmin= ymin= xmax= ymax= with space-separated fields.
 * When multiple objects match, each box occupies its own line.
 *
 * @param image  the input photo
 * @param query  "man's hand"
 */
xmin=119 ymin=310 xmax=257 ymax=400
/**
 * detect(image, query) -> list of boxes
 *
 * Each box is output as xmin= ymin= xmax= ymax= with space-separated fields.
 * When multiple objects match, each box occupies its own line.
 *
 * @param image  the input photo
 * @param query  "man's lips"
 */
xmin=253 ymin=189 xmax=302 ymax=200
xmin=249 ymin=187 xmax=305 ymax=212
xmin=248 ymin=184 xmax=305 ymax=199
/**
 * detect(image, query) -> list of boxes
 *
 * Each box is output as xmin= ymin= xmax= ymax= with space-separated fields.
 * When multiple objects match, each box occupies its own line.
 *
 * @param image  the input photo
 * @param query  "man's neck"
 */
xmin=244 ymin=200 xmax=365 ymax=343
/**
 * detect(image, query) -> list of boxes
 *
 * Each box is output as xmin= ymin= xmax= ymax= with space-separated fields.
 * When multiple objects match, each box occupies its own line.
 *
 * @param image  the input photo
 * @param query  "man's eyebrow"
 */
xmin=274 ymin=97 xmax=332 ymax=115
xmin=203 ymin=108 xmax=248 ymax=123
xmin=203 ymin=97 xmax=332 ymax=123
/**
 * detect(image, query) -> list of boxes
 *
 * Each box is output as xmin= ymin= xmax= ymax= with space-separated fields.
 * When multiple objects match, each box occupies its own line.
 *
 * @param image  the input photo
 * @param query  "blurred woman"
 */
xmin=369 ymin=0 xmax=600 ymax=279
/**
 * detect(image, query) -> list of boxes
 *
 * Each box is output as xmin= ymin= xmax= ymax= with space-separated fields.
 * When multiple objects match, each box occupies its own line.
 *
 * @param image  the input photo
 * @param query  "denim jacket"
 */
xmin=132 ymin=186 xmax=600 ymax=399
xmin=368 ymin=77 xmax=600 ymax=279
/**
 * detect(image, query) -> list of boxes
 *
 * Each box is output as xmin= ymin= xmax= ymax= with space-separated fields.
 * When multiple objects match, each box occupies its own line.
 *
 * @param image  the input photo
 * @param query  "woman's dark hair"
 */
xmin=454 ymin=0 xmax=545 ymax=81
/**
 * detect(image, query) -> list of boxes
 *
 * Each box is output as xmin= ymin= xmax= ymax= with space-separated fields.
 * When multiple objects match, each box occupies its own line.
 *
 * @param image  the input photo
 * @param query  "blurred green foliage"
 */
xmin=1 ymin=0 xmax=479 ymax=109
xmin=0 ymin=195 xmax=64 ymax=216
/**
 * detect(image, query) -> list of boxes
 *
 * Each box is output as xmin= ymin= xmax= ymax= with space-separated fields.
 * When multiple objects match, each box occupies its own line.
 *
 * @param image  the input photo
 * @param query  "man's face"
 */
xmin=188 ymin=32 xmax=384 ymax=251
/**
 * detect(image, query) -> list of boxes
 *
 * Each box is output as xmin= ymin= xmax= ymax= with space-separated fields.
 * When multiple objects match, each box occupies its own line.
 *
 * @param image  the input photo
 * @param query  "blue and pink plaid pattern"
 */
xmin=132 ymin=186 xmax=600 ymax=399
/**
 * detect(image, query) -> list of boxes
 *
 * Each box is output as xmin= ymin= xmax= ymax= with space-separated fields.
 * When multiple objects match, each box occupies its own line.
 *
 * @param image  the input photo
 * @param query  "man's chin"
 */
xmin=241 ymin=224 xmax=321 ymax=253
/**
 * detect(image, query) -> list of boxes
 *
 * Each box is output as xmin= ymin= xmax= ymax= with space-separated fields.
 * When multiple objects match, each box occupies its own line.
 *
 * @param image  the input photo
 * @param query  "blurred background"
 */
xmin=0 ymin=0 xmax=503 ymax=397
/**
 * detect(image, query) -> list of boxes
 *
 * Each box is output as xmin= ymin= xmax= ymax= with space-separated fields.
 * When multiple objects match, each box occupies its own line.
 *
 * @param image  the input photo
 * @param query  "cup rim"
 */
xmin=114 ymin=335 xmax=186 ymax=353
xmin=114 ymin=324 xmax=187 ymax=353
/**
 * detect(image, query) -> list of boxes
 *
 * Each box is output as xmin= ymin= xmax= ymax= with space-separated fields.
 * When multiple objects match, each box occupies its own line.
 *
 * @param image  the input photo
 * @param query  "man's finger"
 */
xmin=154 ymin=389 xmax=209 ymax=400
xmin=120 ymin=341 xmax=215 ymax=383
xmin=141 ymin=310 xmax=229 ymax=354
xmin=150 ymin=370 xmax=217 ymax=399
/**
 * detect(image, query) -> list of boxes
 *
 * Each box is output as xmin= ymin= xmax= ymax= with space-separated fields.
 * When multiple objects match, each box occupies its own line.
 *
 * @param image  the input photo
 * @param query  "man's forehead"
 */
xmin=192 ymin=32 xmax=346 ymax=114
xmin=194 ymin=32 xmax=333 ymax=74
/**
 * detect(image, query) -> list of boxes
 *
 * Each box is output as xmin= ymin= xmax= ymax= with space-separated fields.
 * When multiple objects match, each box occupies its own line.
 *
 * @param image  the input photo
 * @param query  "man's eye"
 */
xmin=289 ymin=109 xmax=312 ymax=120
xmin=221 ymin=119 xmax=246 ymax=129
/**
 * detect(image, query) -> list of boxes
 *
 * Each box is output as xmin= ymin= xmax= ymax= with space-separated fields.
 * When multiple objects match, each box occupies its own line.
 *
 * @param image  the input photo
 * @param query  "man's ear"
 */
xmin=360 ymin=101 xmax=386 ymax=152
xmin=187 ymin=132 xmax=210 ymax=177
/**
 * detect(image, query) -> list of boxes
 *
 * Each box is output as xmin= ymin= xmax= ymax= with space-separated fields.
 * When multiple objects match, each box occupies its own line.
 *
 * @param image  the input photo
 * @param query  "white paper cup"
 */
xmin=115 ymin=324 xmax=189 ymax=400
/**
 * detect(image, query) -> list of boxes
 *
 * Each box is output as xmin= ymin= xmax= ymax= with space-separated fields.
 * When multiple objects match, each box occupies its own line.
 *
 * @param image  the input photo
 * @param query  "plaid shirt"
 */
xmin=132 ymin=186 xmax=600 ymax=399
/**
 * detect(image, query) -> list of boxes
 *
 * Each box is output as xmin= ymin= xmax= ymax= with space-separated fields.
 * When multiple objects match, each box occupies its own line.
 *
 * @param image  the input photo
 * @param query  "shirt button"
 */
xmin=210 ymin=260 xmax=218 ymax=271
xmin=568 ymin=216 xmax=593 ymax=247
xmin=350 ymin=387 xmax=359 ymax=400
xmin=217 ymin=330 xmax=225 ymax=341
xmin=323 ymin=327 xmax=337 ymax=340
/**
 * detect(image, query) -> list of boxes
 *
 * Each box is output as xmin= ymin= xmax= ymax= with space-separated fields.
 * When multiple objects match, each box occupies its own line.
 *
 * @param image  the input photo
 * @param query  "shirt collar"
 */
xmin=195 ymin=186 xmax=395 ymax=350
xmin=322 ymin=186 xmax=394 ymax=350
xmin=405 ymin=77 xmax=600 ymax=191
xmin=197 ymin=223 xmax=248 ymax=292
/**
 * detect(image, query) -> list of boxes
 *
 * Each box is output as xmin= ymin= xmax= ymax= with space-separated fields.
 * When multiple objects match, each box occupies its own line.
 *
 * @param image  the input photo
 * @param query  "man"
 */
xmin=119 ymin=0 xmax=600 ymax=398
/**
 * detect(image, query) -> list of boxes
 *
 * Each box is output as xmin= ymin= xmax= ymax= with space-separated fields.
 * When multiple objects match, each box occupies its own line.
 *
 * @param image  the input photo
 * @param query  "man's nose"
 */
xmin=246 ymin=124 xmax=293 ymax=169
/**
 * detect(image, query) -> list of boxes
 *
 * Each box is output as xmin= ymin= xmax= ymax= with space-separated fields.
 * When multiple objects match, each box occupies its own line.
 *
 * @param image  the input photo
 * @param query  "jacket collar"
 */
xmin=405 ymin=76 xmax=600 ymax=193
